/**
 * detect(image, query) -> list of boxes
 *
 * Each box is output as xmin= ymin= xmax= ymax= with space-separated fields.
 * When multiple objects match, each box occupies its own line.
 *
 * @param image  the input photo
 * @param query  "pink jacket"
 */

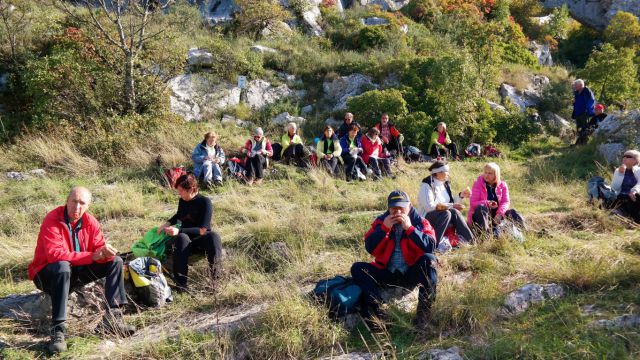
xmin=467 ymin=175 xmax=510 ymax=224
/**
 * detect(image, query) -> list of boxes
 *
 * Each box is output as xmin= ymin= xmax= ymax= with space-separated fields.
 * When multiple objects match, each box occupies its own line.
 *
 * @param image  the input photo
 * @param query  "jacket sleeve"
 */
xmin=445 ymin=133 xmax=452 ymax=145
xmin=281 ymin=134 xmax=291 ymax=149
xmin=586 ymin=90 xmax=595 ymax=116
xmin=611 ymin=169 xmax=624 ymax=193
xmin=406 ymin=218 xmax=436 ymax=253
xmin=469 ymin=178 xmax=487 ymax=209
xmin=633 ymin=168 xmax=640 ymax=194
xmin=89 ymin=221 xmax=113 ymax=264
xmin=42 ymin=221 xmax=94 ymax=266
xmin=339 ymin=137 xmax=349 ymax=157
xmin=316 ymin=141 xmax=324 ymax=157
xmin=391 ymin=126 xmax=401 ymax=138
xmin=418 ymin=183 xmax=435 ymax=216
xmin=332 ymin=140 xmax=342 ymax=157
xmin=264 ymin=141 xmax=273 ymax=157
xmin=191 ymin=144 xmax=205 ymax=164
xmin=244 ymin=140 xmax=252 ymax=155
xmin=430 ymin=131 xmax=443 ymax=149
xmin=364 ymin=219 xmax=390 ymax=255
xmin=496 ymin=182 xmax=511 ymax=217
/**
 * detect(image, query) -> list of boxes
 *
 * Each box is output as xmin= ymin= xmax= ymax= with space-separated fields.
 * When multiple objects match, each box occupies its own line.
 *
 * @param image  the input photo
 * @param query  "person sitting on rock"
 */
xmin=28 ymin=187 xmax=135 ymax=354
xmin=316 ymin=125 xmax=342 ymax=177
xmin=157 ymin=173 xmax=223 ymax=292
xmin=191 ymin=131 xmax=225 ymax=188
xmin=417 ymin=161 xmax=474 ymax=246
xmin=243 ymin=127 xmax=273 ymax=186
xmin=351 ymin=190 xmax=437 ymax=331
xmin=588 ymin=103 xmax=607 ymax=130
xmin=340 ymin=123 xmax=368 ymax=181
xmin=272 ymin=122 xmax=310 ymax=167
xmin=428 ymin=122 xmax=459 ymax=160
xmin=468 ymin=162 xmax=525 ymax=237
xmin=337 ymin=112 xmax=361 ymax=139
xmin=609 ymin=150 xmax=640 ymax=223
xmin=361 ymin=127 xmax=392 ymax=180
xmin=374 ymin=113 xmax=404 ymax=156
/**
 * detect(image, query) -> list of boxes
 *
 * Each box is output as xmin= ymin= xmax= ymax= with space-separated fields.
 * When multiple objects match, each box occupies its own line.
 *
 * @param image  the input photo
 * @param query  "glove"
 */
xmin=399 ymin=134 xmax=405 ymax=144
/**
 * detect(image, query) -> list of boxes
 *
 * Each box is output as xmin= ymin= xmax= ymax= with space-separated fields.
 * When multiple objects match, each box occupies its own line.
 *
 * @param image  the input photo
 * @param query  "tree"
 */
xmin=55 ymin=0 xmax=172 ymax=114
xmin=580 ymin=43 xmax=639 ymax=106
xmin=604 ymin=11 xmax=640 ymax=49
xmin=346 ymin=89 xmax=408 ymax=126
xmin=235 ymin=0 xmax=290 ymax=40
xmin=545 ymin=4 xmax=571 ymax=39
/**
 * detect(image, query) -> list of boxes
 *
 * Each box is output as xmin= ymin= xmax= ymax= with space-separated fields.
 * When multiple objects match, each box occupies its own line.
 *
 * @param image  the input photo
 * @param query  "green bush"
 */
xmin=402 ymin=0 xmax=441 ymax=25
xmin=498 ymin=42 xmax=538 ymax=66
xmin=395 ymin=111 xmax=433 ymax=151
xmin=493 ymin=109 xmax=541 ymax=146
xmin=357 ymin=26 xmax=389 ymax=50
xmin=346 ymin=88 xmax=408 ymax=127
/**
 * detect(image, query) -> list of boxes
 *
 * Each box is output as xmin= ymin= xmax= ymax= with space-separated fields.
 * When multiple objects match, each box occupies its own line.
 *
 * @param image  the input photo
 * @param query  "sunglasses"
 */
xmin=624 ymin=155 xmax=635 ymax=159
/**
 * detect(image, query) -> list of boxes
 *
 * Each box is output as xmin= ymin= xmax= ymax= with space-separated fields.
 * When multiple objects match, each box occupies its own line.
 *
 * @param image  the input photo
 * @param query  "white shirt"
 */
xmin=417 ymin=178 xmax=462 ymax=217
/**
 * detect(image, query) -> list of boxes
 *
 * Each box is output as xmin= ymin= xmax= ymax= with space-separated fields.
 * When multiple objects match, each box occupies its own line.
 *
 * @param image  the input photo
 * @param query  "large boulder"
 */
xmin=500 ymin=283 xmax=565 ymax=316
xmin=420 ymin=347 xmax=463 ymax=360
xmin=250 ymin=45 xmax=278 ymax=54
xmin=594 ymin=110 xmax=640 ymax=144
xmin=530 ymin=41 xmax=553 ymax=67
xmin=499 ymin=75 xmax=549 ymax=112
xmin=245 ymin=79 xmax=306 ymax=110
xmin=187 ymin=48 xmax=214 ymax=68
xmin=590 ymin=314 xmax=640 ymax=330
xmin=598 ymin=143 xmax=625 ymax=164
xmin=272 ymin=112 xmax=306 ymax=125
xmin=540 ymin=0 xmax=640 ymax=29
xmin=542 ymin=111 xmax=573 ymax=139
xmin=323 ymin=74 xmax=379 ymax=111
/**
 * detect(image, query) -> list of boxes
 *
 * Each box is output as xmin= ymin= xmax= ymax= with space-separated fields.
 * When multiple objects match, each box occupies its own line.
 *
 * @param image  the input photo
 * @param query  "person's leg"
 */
xmin=618 ymin=198 xmax=640 ymax=223
xmin=449 ymin=208 xmax=475 ymax=243
xmin=271 ymin=143 xmax=282 ymax=162
xmin=212 ymin=163 xmax=223 ymax=183
xmin=34 ymin=261 xmax=72 ymax=325
xmin=343 ymin=153 xmax=356 ymax=180
xmin=255 ymin=155 xmax=265 ymax=179
xmin=424 ymin=210 xmax=452 ymax=244
xmin=472 ymin=204 xmax=491 ymax=233
xmin=351 ymin=262 xmax=394 ymax=319
xmin=380 ymin=158 xmax=392 ymax=176
xmin=388 ymin=136 xmax=400 ymax=153
xmin=201 ymin=161 xmax=213 ymax=183
xmin=446 ymin=143 xmax=458 ymax=158
xmin=190 ymin=231 xmax=224 ymax=289
xmin=369 ymin=158 xmax=382 ymax=179
xmin=172 ymin=233 xmax=192 ymax=289
xmin=245 ymin=157 xmax=256 ymax=181
xmin=355 ymin=156 xmax=368 ymax=175
xmin=402 ymin=255 xmax=437 ymax=328
xmin=429 ymin=144 xmax=442 ymax=158
xmin=504 ymin=209 xmax=525 ymax=228
xmin=74 ymin=256 xmax=128 ymax=309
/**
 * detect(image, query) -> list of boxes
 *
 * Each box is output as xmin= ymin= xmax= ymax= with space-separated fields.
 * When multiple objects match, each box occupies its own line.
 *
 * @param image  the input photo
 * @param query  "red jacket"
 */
xmin=28 ymin=206 xmax=111 ymax=280
xmin=375 ymin=122 xmax=401 ymax=143
xmin=364 ymin=207 xmax=436 ymax=269
xmin=361 ymin=135 xmax=385 ymax=165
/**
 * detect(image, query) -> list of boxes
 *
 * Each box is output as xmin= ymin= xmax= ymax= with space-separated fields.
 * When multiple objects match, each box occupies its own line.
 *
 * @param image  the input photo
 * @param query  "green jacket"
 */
xmin=428 ymin=130 xmax=451 ymax=150
xmin=131 ymin=225 xmax=180 ymax=261
xmin=280 ymin=133 xmax=303 ymax=156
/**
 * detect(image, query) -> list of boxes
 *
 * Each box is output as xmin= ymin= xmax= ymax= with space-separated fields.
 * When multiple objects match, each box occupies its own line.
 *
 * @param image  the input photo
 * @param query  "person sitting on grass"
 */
xmin=337 ymin=112 xmax=361 ymax=139
xmin=243 ymin=127 xmax=273 ymax=186
xmin=375 ymin=113 xmax=404 ymax=156
xmin=273 ymin=122 xmax=310 ymax=167
xmin=351 ymin=190 xmax=437 ymax=331
xmin=417 ymin=161 xmax=474 ymax=245
xmin=468 ymin=162 xmax=525 ymax=237
xmin=28 ymin=187 xmax=135 ymax=354
xmin=609 ymin=149 xmax=640 ymax=223
xmin=361 ymin=127 xmax=393 ymax=180
xmin=158 ymin=173 xmax=223 ymax=292
xmin=340 ymin=124 xmax=368 ymax=181
xmin=316 ymin=125 xmax=342 ymax=177
xmin=428 ymin=122 xmax=459 ymax=160
xmin=191 ymin=131 xmax=225 ymax=188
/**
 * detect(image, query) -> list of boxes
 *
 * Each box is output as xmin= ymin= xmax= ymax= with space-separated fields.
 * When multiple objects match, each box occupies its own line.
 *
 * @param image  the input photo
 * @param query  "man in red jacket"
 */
xmin=351 ymin=190 xmax=437 ymax=331
xmin=28 ymin=187 xmax=135 ymax=354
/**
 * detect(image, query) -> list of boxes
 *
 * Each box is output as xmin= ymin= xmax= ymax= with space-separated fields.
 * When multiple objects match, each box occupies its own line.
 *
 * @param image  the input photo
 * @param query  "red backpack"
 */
xmin=163 ymin=166 xmax=186 ymax=189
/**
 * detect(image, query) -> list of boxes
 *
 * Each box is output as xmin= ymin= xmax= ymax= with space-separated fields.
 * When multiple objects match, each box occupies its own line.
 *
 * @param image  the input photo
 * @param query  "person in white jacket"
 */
xmin=610 ymin=149 xmax=640 ymax=223
xmin=418 ymin=161 xmax=475 ymax=244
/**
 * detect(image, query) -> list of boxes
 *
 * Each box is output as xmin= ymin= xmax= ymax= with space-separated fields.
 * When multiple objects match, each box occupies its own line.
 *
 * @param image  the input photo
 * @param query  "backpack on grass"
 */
xmin=312 ymin=276 xmax=362 ymax=317
xmin=125 ymin=257 xmax=173 ymax=308
xmin=163 ymin=166 xmax=186 ymax=189
xmin=587 ymin=176 xmax=616 ymax=207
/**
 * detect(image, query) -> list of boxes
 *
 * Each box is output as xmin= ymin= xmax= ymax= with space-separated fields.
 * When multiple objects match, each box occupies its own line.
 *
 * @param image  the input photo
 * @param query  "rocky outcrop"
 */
xmin=598 ymin=143 xmax=625 ymax=164
xmin=500 ymin=283 xmax=564 ymax=316
xmin=323 ymin=74 xmax=379 ymax=111
xmin=301 ymin=0 xmax=325 ymax=36
xmin=359 ymin=0 xmax=411 ymax=11
xmin=594 ymin=110 xmax=640 ymax=163
xmin=246 ymin=79 xmax=306 ymax=110
xmin=542 ymin=111 xmax=573 ymax=139
xmin=187 ymin=48 xmax=214 ymax=68
xmin=540 ymin=0 xmax=640 ymax=29
xmin=5 ymin=169 xmax=46 ymax=181
xmin=530 ymin=41 xmax=553 ymax=67
xmin=250 ymin=45 xmax=278 ymax=54
xmin=204 ymin=0 xmax=239 ymax=25
xmin=272 ymin=112 xmax=306 ymax=126
xmin=590 ymin=314 xmax=640 ymax=330
xmin=361 ymin=17 xmax=390 ymax=26
xmin=499 ymin=75 xmax=549 ymax=112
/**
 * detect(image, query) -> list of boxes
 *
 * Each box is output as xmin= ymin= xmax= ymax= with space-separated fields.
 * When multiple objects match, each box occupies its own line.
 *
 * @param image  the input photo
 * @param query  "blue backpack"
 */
xmin=312 ymin=276 xmax=362 ymax=317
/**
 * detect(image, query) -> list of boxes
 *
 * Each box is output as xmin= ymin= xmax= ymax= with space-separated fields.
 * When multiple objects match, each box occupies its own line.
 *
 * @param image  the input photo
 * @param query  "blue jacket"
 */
xmin=572 ymin=86 xmax=595 ymax=119
xmin=339 ymin=134 xmax=362 ymax=157
xmin=191 ymin=141 xmax=225 ymax=178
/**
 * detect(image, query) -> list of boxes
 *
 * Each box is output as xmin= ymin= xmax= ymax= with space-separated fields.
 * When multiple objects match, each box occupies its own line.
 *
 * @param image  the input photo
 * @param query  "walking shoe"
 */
xmin=214 ymin=180 xmax=223 ymax=187
xmin=49 ymin=323 xmax=67 ymax=354
xmin=413 ymin=297 xmax=433 ymax=331
xmin=356 ymin=168 xmax=366 ymax=181
xmin=95 ymin=308 xmax=136 ymax=337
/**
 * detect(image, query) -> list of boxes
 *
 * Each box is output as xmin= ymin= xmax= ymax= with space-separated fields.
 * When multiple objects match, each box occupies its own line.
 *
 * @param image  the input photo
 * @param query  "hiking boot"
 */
xmin=254 ymin=178 xmax=263 ymax=185
xmin=49 ymin=323 xmax=67 ymax=354
xmin=413 ymin=297 xmax=432 ymax=331
xmin=356 ymin=168 xmax=366 ymax=181
xmin=214 ymin=180 xmax=223 ymax=187
xmin=95 ymin=308 xmax=136 ymax=337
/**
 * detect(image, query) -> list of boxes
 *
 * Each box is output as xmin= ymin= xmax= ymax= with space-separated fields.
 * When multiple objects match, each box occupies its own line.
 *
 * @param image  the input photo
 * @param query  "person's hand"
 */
xmin=399 ymin=134 xmax=405 ymax=144
xmin=103 ymin=243 xmax=118 ymax=257
xmin=630 ymin=192 xmax=637 ymax=202
xmin=494 ymin=214 xmax=503 ymax=224
xmin=214 ymin=158 xmax=220 ymax=164
xmin=395 ymin=214 xmax=412 ymax=230
xmin=157 ymin=222 xmax=170 ymax=234
xmin=165 ymin=226 xmax=179 ymax=236
xmin=382 ymin=215 xmax=397 ymax=229
xmin=461 ymin=187 xmax=471 ymax=198
xmin=453 ymin=203 xmax=464 ymax=211
xmin=381 ymin=136 xmax=389 ymax=144
xmin=199 ymin=227 xmax=207 ymax=236
xmin=619 ymin=165 xmax=626 ymax=174
xmin=92 ymin=247 xmax=107 ymax=261
xmin=488 ymin=200 xmax=498 ymax=209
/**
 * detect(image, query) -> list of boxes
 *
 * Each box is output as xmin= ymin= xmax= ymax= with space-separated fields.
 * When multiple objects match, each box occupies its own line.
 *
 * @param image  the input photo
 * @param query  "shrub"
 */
xmin=357 ymin=26 xmax=389 ymax=50
xmin=556 ymin=25 xmax=599 ymax=68
xmin=493 ymin=109 xmax=541 ymax=146
xmin=346 ymin=89 xmax=408 ymax=127
xmin=604 ymin=11 xmax=640 ymax=49
xmin=395 ymin=111 xmax=433 ymax=150
xmin=402 ymin=0 xmax=441 ymax=24
xmin=498 ymin=41 xmax=538 ymax=66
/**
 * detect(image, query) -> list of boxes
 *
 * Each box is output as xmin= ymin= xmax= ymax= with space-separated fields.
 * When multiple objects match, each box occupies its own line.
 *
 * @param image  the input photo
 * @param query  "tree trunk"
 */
xmin=124 ymin=52 xmax=136 ymax=113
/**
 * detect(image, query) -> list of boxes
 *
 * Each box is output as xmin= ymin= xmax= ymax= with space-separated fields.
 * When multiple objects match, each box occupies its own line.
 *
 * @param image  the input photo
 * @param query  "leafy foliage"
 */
xmin=604 ymin=11 xmax=640 ymax=49
xmin=346 ymin=89 xmax=408 ymax=127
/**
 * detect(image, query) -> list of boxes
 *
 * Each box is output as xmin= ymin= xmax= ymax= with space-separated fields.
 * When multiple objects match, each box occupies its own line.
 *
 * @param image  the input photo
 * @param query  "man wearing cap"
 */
xmin=243 ymin=127 xmax=273 ymax=185
xmin=351 ymin=190 xmax=437 ymax=331
xmin=28 ymin=187 xmax=135 ymax=354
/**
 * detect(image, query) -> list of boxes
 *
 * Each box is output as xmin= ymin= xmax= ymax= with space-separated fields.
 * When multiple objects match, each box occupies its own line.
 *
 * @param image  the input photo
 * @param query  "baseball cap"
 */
xmin=387 ymin=190 xmax=410 ymax=208
xmin=595 ymin=103 xmax=605 ymax=111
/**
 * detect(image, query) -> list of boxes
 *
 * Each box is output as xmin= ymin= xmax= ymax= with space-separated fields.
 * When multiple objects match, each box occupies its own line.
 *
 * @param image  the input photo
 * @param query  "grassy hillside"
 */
xmin=0 ymin=124 xmax=639 ymax=359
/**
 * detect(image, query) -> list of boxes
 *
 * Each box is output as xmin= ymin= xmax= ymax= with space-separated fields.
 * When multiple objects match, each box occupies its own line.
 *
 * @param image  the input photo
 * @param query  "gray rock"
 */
xmin=361 ymin=17 xmax=390 ymax=26
xmin=594 ymin=110 xmax=640 ymax=147
xmin=168 ymin=74 xmax=235 ymax=121
xmin=542 ymin=111 xmax=573 ymax=139
xmin=221 ymin=114 xmax=253 ymax=128
xmin=277 ymin=72 xmax=297 ymax=85
xmin=598 ymin=143 xmax=625 ymax=164
xmin=541 ymin=0 xmax=640 ymax=30
xmin=530 ymin=41 xmax=553 ymax=67
xmin=530 ymin=14 xmax=553 ymax=25
xmin=301 ymin=105 xmax=313 ymax=114
xmin=268 ymin=241 xmax=293 ymax=260
xmin=501 ymin=283 xmax=565 ymax=316
xmin=301 ymin=0 xmax=325 ymax=36
xmin=380 ymin=287 xmax=418 ymax=313
xmin=421 ymin=347 xmax=463 ymax=360
xmin=246 ymin=79 xmax=306 ymax=110
xmin=187 ymin=48 xmax=214 ymax=68
xmin=272 ymin=112 xmax=306 ymax=125
xmin=323 ymin=74 xmax=379 ymax=111
xmin=325 ymin=117 xmax=343 ymax=128
xmin=383 ymin=73 xmax=401 ymax=88
xmin=319 ymin=352 xmax=384 ymax=360
xmin=261 ymin=21 xmax=293 ymax=38
xmin=250 ymin=45 xmax=278 ymax=54
xmin=358 ymin=0 xmax=411 ymax=11
xmin=590 ymin=314 xmax=640 ymax=330
xmin=487 ymin=100 xmax=507 ymax=112
xmin=499 ymin=75 xmax=549 ymax=112
xmin=204 ymin=0 xmax=239 ymax=25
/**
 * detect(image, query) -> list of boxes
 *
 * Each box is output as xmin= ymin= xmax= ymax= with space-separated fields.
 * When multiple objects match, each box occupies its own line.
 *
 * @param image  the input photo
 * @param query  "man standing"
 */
xmin=351 ymin=190 xmax=438 ymax=331
xmin=572 ymin=79 xmax=595 ymax=145
xmin=28 ymin=187 xmax=135 ymax=354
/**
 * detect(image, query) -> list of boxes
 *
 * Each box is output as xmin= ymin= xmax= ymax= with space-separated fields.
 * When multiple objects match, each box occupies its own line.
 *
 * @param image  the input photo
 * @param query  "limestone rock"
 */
xmin=594 ymin=110 xmax=640 ymax=147
xmin=542 ymin=111 xmax=573 ymax=139
xmin=358 ymin=0 xmax=411 ymax=11
xmin=487 ymin=100 xmax=507 ymax=112
xmin=5 ymin=169 xmax=47 ymax=181
xmin=499 ymin=75 xmax=549 ymax=112
xmin=204 ymin=0 xmax=239 ymax=25
xmin=301 ymin=104 xmax=313 ymax=114
xmin=261 ymin=21 xmax=293 ymax=38
xmin=221 ymin=114 xmax=253 ymax=128
xmin=272 ymin=112 xmax=306 ymax=125
xmin=361 ymin=17 xmax=390 ymax=26
xmin=301 ymin=0 xmax=325 ymax=36
xmin=323 ymin=74 xmax=379 ymax=111
xmin=187 ymin=48 xmax=214 ymax=68
xmin=246 ymin=79 xmax=306 ymax=110
xmin=590 ymin=314 xmax=640 ymax=330
xmin=530 ymin=41 xmax=553 ymax=67
xmin=501 ymin=283 xmax=565 ymax=316
xmin=540 ymin=0 xmax=640 ymax=29
xmin=421 ymin=347 xmax=463 ymax=360
xmin=530 ymin=14 xmax=553 ymax=25
xmin=250 ymin=45 xmax=278 ymax=54
xmin=380 ymin=287 xmax=418 ymax=313
xmin=598 ymin=143 xmax=625 ymax=164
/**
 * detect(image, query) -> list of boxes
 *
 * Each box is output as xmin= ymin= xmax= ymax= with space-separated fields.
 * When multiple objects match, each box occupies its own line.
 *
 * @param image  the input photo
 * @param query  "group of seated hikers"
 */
xmin=27 ymin=111 xmax=640 ymax=353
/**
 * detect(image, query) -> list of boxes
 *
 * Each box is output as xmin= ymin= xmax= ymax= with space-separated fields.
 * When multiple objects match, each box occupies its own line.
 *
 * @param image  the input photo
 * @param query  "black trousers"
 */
xmin=369 ymin=158 xmax=391 ymax=178
xmin=382 ymin=136 xmax=400 ymax=153
xmin=33 ymin=257 xmax=127 ymax=323
xmin=343 ymin=153 xmax=367 ymax=180
xmin=351 ymin=255 xmax=437 ymax=318
xmin=424 ymin=208 xmax=475 ymax=244
xmin=172 ymin=231 xmax=222 ymax=288
xmin=319 ymin=156 xmax=339 ymax=176
xmin=429 ymin=143 xmax=458 ymax=158
xmin=271 ymin=143 xmax=283 ymax=161
xmin=472 ymin=204 xmax=525 ymax=233
xmin=246 ymin=155 xmax=266 ymax=180
xmin=611 ymin=194 xmax=640 ymax=223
